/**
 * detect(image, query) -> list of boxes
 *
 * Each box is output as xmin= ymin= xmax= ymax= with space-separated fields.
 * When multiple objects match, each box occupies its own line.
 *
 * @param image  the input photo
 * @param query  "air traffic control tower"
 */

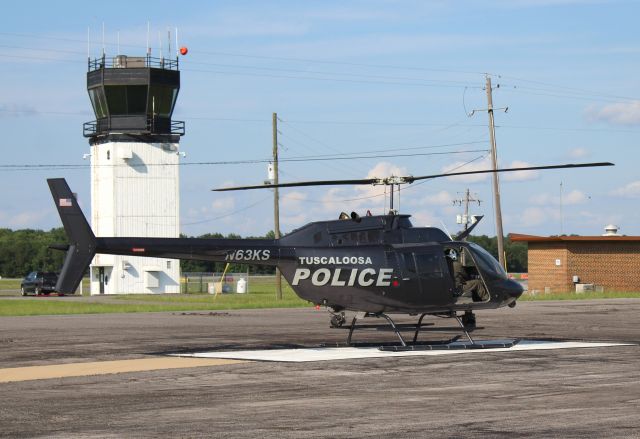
xmin=84 ymin=54 xmax=184 ymax=294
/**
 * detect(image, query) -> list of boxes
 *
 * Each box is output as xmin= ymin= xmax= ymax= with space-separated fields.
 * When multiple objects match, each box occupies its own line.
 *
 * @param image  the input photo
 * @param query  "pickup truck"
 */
xmin=21 ymin=271 xmax=59 ymax=296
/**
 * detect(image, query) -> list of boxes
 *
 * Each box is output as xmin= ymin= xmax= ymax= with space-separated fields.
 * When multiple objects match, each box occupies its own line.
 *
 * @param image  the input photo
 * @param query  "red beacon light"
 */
xmin=179 ymin=46 xmax=188 ymax=56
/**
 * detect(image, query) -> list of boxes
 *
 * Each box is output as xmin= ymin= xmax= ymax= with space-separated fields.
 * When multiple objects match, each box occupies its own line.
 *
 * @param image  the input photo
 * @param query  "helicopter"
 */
xmin=47 ymin=161 xmax=612 ymax=350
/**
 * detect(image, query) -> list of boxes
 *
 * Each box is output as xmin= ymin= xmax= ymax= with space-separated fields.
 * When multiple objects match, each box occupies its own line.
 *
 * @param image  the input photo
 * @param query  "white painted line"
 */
xmin=173 ymin=340 xmax=635 ymax=363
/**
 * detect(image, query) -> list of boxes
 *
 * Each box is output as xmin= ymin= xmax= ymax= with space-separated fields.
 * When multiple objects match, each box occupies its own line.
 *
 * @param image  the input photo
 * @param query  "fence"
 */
xmin=182 ymin=272 xmax=251 ymax=294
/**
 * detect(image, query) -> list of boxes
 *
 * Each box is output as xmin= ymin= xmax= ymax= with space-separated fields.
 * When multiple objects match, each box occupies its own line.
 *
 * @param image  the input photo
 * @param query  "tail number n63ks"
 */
xmin=226 ymin=249 xmax=271 ymax=262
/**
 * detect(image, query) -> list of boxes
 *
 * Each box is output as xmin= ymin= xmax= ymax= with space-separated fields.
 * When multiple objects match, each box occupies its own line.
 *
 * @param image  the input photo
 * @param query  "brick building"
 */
xmin=510 ymin=234 xmax=640 ymax=293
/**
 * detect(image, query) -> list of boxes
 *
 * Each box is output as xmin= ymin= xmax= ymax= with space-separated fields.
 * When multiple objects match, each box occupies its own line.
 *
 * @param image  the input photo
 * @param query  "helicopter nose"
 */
xmin=506 ymin=278 xmax=524 ymax=298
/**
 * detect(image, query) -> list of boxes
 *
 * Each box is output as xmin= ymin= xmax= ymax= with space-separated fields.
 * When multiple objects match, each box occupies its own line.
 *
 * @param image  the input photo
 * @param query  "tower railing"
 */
xmin=83 ymin=116 xmax=185 ymax=137
xmin=88 ymin=54 xmax=179 ymax=72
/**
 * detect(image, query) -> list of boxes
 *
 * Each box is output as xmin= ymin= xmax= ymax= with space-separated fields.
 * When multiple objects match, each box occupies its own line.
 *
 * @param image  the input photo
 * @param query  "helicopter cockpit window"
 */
xmin=401 ymin=253 xmax=416 ymax=274
xmin=467 ymin=243 xmax=508 ymax=279
xmin=415 ymin=253 xmax=444 ymax=279
xmin=367 ymin=230 xmax=381 ymax=243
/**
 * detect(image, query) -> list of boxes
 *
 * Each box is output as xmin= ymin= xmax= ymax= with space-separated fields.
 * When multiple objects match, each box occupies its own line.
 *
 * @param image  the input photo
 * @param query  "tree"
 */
xmin=467 ymin=235 xmax=527 ymax=272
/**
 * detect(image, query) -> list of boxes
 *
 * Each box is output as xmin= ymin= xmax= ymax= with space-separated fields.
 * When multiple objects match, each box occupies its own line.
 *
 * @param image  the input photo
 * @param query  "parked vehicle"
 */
xmin=20 ymin=272 xmax=59 ymax=296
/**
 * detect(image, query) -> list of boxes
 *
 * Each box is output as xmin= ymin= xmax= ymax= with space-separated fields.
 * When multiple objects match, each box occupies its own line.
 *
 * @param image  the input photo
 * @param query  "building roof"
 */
xmin=509 ymin=233 xmax=640 ymax=242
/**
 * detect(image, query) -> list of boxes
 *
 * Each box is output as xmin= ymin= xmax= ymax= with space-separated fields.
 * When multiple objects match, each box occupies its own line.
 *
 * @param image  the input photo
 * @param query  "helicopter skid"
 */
xmin=378 ymin=339 xmax=519 ymax=352
xmin=336 ymin=311 xmax=484 ymax=347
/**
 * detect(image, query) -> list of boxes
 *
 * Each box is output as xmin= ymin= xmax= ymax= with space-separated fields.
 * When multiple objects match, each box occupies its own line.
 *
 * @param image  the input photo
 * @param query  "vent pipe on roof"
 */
xmin=602 ymin=224 xmax=621 ymax=236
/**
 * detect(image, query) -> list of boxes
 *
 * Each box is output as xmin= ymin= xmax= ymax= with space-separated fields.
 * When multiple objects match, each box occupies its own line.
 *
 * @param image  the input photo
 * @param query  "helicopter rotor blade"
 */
xmin=212 ymin=161 xmax=614 ymax=192
xmin=213 ymin=178 xmax=379 ymax=192
xmin=405 ymin=161 xmax=614 ymax=183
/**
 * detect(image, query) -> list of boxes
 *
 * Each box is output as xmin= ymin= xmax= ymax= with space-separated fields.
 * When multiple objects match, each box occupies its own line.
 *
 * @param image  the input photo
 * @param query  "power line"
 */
xmin=282 ymin=140 xmax=487 ymax=158
xmin=0 ymin=148 xmax=488 ymax=172
xmin=184 ymin=66 xmax=478 ymax=89
xmin=1 ymin=106 xmax=637 ymax=134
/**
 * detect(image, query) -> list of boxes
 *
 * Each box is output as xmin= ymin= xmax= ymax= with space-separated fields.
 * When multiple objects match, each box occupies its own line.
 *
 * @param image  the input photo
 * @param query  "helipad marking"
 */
xmin=173 ymin=340 xmax=634 ymax=363
xmin=0 ymin=357 xmax=245 ymax=383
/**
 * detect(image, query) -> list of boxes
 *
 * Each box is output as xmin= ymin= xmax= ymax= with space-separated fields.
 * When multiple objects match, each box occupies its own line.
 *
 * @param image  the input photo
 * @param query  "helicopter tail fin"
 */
xmin=47 ymin=178 xmax=96 ymax=294
xmin=454 ymin=215 xmax=484 ymax=241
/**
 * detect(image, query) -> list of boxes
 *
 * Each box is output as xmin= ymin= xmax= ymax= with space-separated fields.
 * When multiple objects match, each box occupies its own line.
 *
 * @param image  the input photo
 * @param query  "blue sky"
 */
xmin=1 ymin=0 xmax=639 ymax=238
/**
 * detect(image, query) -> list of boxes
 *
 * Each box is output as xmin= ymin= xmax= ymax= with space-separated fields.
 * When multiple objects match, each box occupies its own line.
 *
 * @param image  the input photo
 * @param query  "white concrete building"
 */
xmin=84 ymin=54 xmax=184 ymax=294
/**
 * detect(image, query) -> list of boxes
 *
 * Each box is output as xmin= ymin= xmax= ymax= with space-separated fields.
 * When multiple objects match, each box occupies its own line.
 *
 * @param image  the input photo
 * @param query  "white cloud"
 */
xmin=611 ymin=181 xmax=640 ymax=198
xmin=564 ymin=190 xmax=589 ymax=204
xmin=211 ymin=196 xmax=235 ymax=211
xmin=410 ymin=210 xmax=440 ymax=227
xmin=420 ymin=190 xmax=453 ymax=206
xmin=585 ymin=101 xmax=640 ymax=126
xmin=441 ymin=158 xmax=540 ymax=183
xmin=281 ymin=191 xmax=308 ymax=210
xmin=502 ymin=160 xmax=540 ymax=182
xmin=517 ymin=207 xmax=561 ymax=228
xmin=282 ymin=213 xmax=308 ymax=227
xmin=530 ymin=190 xmax=589 ymax=206
xmin=567 ymin=147 xmax=589 ymax=159
xmin=353 ymin=161 xmax=409 ymax=202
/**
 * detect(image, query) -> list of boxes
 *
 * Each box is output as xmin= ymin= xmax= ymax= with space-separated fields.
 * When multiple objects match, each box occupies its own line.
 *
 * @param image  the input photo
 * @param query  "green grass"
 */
xmin=0 ymin=278 xmax=90 ymax=296
xmin=0 ymin=278 xmax=21 ymax=291
xmin=519 ymin=291 xmax=640 ymax=301
xmin=0 ymin=280 xmax=309 ymax=316
xmin=2 ymin=274 xmax=640 ymax=316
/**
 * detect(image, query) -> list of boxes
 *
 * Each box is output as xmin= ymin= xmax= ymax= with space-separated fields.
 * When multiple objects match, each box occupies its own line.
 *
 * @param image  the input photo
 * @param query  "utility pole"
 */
xmin=453 ymin=189 xmax=482 ymax=235
xmin=272 ymin=112 xmax=282 ymax=300
xmin=485 ymin=75 xmax=506 ymax=269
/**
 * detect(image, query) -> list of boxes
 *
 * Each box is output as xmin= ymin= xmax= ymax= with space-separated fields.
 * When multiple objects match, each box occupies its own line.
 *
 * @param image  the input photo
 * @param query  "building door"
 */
xmin=98 ymin=267 xmax=105 ymax=295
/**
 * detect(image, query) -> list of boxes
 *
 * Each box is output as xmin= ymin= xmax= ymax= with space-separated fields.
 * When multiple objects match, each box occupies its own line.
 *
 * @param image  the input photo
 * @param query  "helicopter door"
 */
xmin=414 ymin=250 xmax=451 ymax=306
xmin=400 ymin=249 xmax=452 ymax=305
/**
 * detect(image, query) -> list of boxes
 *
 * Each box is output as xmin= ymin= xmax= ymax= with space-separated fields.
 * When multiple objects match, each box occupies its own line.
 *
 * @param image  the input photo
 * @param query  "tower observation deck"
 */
xmin=84 ymin=54 xmax=185 ymax=141
xmin=85 ymin=53 xmax=185 ymax=295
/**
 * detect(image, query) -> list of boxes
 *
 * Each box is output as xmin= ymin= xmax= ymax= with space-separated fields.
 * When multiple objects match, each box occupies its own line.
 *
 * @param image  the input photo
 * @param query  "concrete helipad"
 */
xmin=173 ymin=339 xmax=634 ymax=362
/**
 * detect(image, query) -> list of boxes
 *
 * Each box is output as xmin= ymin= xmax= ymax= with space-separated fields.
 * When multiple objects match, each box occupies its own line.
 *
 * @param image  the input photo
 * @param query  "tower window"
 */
xmin=104 ymin=85 xmax=148 ymax=115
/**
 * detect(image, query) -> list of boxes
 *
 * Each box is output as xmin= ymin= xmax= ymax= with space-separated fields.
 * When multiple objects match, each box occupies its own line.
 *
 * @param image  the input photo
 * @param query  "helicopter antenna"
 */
xmin=440 ymin=221 xmax=453 ymax=240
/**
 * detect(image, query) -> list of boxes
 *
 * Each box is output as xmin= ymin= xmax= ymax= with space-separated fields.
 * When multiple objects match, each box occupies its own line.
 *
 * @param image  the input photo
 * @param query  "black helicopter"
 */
xmin=47 ymin=161 xmax=612 ymax=349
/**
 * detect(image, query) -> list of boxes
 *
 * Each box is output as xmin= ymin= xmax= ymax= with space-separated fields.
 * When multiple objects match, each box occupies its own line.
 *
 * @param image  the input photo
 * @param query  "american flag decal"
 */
xmin=59 ymin=198 xmax=73 ymax=207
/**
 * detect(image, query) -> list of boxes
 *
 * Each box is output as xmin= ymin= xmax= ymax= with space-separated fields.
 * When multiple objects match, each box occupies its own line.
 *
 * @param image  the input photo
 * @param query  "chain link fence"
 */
xmin=182 ymin=272 xmax=253 ymax=294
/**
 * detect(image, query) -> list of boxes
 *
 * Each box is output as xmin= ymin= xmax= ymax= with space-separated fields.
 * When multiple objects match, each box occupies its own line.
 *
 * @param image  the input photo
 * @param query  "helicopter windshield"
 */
xmin=467 ymin=243 xmax=508 ymax=280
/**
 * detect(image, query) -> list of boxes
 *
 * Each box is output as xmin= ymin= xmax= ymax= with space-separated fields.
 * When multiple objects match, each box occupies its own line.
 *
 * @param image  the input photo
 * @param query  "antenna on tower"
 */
xmin=101 ymin=22 xmax=105 ymax=56
xmin=87 ymin=26 xmax=90 ymax=59
xmin=117 ymin=31 xmax=120 ymax=55
xmin=146 ymin=21 xmax=151 ymax=55
xmin=175 ymin=27 xmax=179 ymax=58
xmin=158 ymin=31 xmax=163 ymax=61
xmin=167 ymin=28 xmax=171 ymax=58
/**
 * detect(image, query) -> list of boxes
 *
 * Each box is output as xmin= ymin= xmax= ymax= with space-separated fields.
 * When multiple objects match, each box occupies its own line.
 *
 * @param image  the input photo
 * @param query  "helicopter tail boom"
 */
xmin=48 ymin=178 xmax=284 ymax=293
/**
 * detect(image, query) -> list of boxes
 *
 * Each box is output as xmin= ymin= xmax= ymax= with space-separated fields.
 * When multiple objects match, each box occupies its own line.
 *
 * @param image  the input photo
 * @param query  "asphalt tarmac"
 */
xmin=0 ymin=299 xmax=638 ymax=438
